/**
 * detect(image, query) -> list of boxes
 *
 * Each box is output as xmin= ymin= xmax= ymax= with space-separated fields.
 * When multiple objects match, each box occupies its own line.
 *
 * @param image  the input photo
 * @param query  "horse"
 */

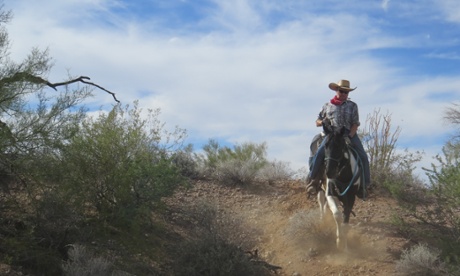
xmin=316 ymin=124 xmax=362 ymax=251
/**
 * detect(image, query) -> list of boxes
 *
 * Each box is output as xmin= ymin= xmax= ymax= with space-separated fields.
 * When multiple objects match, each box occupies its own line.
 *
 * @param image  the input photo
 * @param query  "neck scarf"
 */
xmin=330 ymin=95 xmax=344 ymax=106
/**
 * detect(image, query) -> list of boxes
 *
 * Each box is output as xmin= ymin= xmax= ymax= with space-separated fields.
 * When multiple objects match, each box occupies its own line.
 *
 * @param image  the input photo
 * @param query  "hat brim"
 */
xmin=329 ymin=82 xmax=356 ymax=92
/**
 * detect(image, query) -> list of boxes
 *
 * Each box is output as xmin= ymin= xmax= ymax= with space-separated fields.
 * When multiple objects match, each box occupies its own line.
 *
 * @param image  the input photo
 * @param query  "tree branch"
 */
xmin=48 ymin=76 xmax=120 ymax=103
xmin=1 ymin=73 xmax=120 ymax=103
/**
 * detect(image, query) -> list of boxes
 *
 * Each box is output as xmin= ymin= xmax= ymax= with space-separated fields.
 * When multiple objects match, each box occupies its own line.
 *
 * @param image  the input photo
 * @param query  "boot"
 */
xmin=306 ymin=176 xmax=320 ymax=196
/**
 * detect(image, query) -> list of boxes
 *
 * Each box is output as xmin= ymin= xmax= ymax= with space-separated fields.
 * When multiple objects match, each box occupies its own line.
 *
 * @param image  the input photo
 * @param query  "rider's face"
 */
xmin=336 ymin=89 xmax=349 ymax=101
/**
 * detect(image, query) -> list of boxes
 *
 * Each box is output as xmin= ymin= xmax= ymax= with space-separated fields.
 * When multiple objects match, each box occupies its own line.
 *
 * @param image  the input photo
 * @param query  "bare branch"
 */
xmin=0 ymin=73 xmax=120 ymax=103
xmin=445 ymin=103 xmax=460 ymax=125
xmin=48 ymin=76 xmax=120 ymax=103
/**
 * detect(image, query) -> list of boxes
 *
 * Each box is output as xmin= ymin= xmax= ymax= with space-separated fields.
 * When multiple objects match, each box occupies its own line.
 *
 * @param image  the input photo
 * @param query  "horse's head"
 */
xmin=324 ymin=126 xmax=348 ymax=179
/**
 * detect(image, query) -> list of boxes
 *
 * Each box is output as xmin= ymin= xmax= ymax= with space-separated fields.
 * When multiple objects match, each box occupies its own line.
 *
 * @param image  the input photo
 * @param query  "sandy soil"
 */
xmin=165 ymin=179 xmax=411 ymax=276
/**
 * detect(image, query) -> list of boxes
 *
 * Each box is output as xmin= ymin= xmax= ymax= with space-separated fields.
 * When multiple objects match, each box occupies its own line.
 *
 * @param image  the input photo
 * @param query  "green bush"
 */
xmin=379 ymin=154 xmax=425 ymax=201
xmin=391 ymin=104 xmax=460 ymax=271
xmin=423 ymin=141 xmax=460 ymax=263
xmin=172 ymin=144 xmax=201 ymax=179
xmin=57 ymin=102 xmax=186 ymax=229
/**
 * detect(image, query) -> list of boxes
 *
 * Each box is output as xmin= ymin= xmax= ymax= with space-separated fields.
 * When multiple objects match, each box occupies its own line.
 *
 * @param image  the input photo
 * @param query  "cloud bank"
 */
xmin=4 ymin=0 xmax=460 ymax=179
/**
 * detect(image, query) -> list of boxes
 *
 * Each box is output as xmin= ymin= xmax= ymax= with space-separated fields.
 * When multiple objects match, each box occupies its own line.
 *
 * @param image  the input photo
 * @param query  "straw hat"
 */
xmin=328 ymin=79 xmax=357 ymax=92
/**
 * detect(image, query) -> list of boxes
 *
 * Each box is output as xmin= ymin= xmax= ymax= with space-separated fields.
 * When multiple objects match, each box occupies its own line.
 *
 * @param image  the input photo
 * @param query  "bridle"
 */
xmin=324 ymin=136 xmax=346 ymax=168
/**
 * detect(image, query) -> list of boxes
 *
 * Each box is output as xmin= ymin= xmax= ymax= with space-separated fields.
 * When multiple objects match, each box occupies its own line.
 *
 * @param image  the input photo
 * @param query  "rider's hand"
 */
xmin=344 ymin=136 xmax=351 ymax=145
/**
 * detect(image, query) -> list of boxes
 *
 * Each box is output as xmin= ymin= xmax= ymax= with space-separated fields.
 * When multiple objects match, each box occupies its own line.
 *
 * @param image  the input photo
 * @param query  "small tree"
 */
xmin=58 ymin=102 xmax=187 ymax=228
xmin=0 ymin=6 xmax=119 ymax=273
xmin=421 ymin=103 xmax=460 ymax=263
xmin=393 ymin=103 xmax=460 ymax=270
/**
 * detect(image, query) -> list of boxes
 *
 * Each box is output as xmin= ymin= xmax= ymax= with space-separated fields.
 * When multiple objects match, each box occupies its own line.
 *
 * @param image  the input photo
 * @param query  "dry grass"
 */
xmin=62 ymin=244 xmax=113 ymax=276
xmin=395 ymin=243 xmax=448 ymax=276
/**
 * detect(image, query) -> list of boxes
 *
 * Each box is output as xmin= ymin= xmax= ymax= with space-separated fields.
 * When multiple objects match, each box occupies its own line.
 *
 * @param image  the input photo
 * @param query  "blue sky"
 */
xmin=4 ymin=0 xmax=460 ymax=179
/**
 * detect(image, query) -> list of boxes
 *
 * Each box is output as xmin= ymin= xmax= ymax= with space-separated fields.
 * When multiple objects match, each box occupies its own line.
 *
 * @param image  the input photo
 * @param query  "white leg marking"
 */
xmin=326 ymin=179 xmax=348 ymax=251
xmin=317 ymin=190 xmax=327 ymax=220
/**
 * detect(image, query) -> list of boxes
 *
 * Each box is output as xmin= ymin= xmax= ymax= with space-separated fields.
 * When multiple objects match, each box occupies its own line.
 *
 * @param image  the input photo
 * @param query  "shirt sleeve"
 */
xmin=317 ymin=103 xmax=327 ymax=120
xmin=352 ymin=102 xmax=360 ymax=126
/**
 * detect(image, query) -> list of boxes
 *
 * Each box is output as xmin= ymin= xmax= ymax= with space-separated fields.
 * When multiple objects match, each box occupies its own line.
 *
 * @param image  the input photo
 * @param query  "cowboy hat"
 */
xmin=328 ymin=79 xmax=357 ymax=92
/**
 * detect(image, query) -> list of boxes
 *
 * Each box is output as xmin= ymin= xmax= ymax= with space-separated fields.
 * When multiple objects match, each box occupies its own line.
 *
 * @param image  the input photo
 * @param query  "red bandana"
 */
xmin=330 ymin=95 xmax=343 ymax=106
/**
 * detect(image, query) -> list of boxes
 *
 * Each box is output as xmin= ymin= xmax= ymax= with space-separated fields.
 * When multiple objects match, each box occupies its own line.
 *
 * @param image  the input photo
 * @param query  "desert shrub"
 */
xmin=393 ymin=104 xmax=460 ymax=270
xmin=31 ymin=190 xmax=82 ymax=248
xmin=1 ymin=229 xmax=63 ymax=275
xmin=181 ymin=199 xmax=260 ymax=248
xmin=174 ymin=236 xmax=271 ymax=276
xmin=57 ymin=102 xmax=186 ymax=229
xmin=0 ymin=8 xmax=95 ymax=273
xmin=172 ymin=144 xmax=201 ymax=179
xmin=395 ymin=243 xmax=448 ymax=276
xmin=62 ymin=244 xmax=113 ymax=276
xmin=257 ymin=160 xmax=294 ymax=184
xmin=198 ymin=139 xmax=268 ymax=185
xmin=360 ymin=109 xmax=423 ymax=195
xmin=411 ymin=104 xmax=460 ymax=265
xmin=379 ymin=150 xmax=425 ymax=201
xmin=216 ymin=158 xmax=261 ymax=185
xmin=422 ymin=141 xmax=460 ymax=263
xmin=173 ymin=200 xmax=269 ymax=276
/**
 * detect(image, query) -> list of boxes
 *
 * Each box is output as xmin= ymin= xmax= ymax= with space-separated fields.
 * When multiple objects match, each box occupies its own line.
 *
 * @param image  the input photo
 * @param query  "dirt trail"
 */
xmin=167 ymin=180 xmax=409 ymax=276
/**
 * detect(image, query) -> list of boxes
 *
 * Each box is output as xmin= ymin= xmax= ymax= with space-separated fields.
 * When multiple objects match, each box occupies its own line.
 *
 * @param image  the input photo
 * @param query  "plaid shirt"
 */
xmin=318 ymin=100 xmax=360 ymax=130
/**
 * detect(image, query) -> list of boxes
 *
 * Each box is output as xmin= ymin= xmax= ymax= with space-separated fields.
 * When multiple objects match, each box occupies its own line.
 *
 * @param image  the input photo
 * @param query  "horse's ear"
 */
xmin=322 ymin=118 xmax=333 ymax=134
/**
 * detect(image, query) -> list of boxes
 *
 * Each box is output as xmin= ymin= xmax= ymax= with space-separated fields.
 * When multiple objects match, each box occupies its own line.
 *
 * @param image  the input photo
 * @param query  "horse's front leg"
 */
xmin=317 ymin=189 xmax=327 ymax=220
xmin=337 ymin=196 xmax=355 ymax=251
xmin=338 ymin=221 xmax=349 ymax=251
xmin=326 ymin=194 xmax=348 ymax=251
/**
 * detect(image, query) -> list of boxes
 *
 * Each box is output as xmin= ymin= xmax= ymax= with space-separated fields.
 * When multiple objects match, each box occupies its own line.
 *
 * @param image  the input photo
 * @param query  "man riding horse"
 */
xmin=306 ymin=79 xmax=370 ymax=199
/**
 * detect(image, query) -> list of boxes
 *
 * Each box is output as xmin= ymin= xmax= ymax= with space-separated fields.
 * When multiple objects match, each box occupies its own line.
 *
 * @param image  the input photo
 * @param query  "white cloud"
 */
xmin=381 ymin=0 xmax=391 ymax=11
xmin=437 ymin=0 xmax=460 ymax=23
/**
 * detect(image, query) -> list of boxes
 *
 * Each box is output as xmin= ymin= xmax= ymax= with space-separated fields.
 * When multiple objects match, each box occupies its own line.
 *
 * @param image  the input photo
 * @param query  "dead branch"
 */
xmin=1 ymin=72 xmax=120 ymax=103
xmin=48 ymin=76 xmax=120 ymax=103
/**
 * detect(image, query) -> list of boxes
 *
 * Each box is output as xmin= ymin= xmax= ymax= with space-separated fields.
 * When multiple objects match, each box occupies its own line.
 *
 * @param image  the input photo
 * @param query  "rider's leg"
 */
xmin=350 ymin=135 xmax=370 ymax=186
xmin=350 ymin=135 xmax=370 ymax=198
xmin=309 ymin=137 xmax=327 ymax=178
xmin=309 ymin=133 xmax=323 ymax=163
xmin=306 ymin=138 xmax=327 ymax=195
